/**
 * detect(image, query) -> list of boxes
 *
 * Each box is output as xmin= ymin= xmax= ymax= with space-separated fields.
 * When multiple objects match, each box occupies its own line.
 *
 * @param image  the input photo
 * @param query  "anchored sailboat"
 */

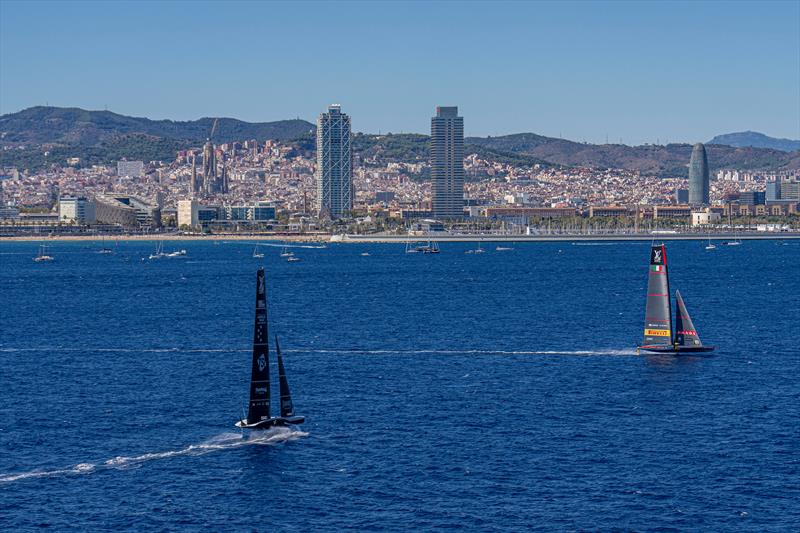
xmin=236 ymin=267 xmax=304 ymax=429
xmin=638 ymin=244 xmax=714 ymax=354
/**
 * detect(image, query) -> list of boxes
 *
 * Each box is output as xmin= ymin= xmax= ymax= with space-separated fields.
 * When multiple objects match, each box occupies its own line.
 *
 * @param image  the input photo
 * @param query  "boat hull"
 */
xmin=638 ymin=345 xmax=715 ymax=354
xmin=235 ymin=416 xmax=305 ymax=429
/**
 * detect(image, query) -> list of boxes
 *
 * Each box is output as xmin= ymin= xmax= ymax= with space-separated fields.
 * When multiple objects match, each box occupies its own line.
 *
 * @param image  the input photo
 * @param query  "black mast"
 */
xmin=275 ymin=335 xmax=295 ymax=418
xmin=246 ymin=268 xmax=271 ymax=424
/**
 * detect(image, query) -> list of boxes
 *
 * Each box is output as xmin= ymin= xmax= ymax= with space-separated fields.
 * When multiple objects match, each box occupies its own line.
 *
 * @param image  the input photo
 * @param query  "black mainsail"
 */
xmin=275 ymin=336 xmax=295 ymax=418
xmin=642 ymin=244 xmax=673 ymax=348
xmin=639 ymin=244 xmax=714 ymax=354
xmin=237 ymin=267 xmax=305 ymax=428
xmin=246 ymin=268 xmax=271 ymax=424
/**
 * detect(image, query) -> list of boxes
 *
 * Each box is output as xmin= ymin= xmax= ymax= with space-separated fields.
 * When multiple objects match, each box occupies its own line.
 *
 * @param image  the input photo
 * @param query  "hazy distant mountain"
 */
xmin=466 ymin=133 xmax=799 ymax=177
xmin=708 ymin=131 xmax=800 ymax=152
xmin=0 ymin=106 xmax=315 ymax=146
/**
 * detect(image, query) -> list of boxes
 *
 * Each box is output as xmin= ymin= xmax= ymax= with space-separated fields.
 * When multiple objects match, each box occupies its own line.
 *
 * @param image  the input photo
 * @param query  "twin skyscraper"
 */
xmin=315 ymin=105 xmax=465 ymax=219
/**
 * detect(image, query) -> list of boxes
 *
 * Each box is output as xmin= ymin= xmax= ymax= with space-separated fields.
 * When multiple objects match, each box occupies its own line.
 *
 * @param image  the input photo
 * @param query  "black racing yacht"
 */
xmin=236 ymin=268 xmax=305 ymax=429
xmin=638 ymin=244 xmax=715 ymax=354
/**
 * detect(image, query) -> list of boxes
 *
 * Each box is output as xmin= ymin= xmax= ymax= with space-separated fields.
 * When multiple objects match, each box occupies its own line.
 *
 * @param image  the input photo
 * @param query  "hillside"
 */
xmin=708 ymin=131 xmax=800 ymax=152
xmin=1 ymin=106 xmax=797 ymax=176
xmin=0 ymin=106 xmax=314 ymax=146
xmin=466 ymin=133 xmax=799 ymax=177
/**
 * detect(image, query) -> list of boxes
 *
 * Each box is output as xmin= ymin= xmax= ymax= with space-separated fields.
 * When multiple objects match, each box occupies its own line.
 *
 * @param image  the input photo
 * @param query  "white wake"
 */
xmin=0 ymin=428 xmax=307 ymax=484
xmin=0 ymin=347 xmax=638 ymax=357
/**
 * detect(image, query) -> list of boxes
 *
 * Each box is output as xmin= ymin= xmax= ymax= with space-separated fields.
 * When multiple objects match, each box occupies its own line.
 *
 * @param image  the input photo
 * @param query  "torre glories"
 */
xmin=688 ymin=143 xmax=710 ymax=205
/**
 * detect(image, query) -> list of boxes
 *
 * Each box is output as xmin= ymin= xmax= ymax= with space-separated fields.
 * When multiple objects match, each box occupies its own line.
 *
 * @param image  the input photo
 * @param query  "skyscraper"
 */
xmin=688 ymin=143 xmax=710 ymax=205
xmin=431 ymin=106 xmax=465 ymax=218
xmin=315 ymin=104 xmax=352 ymax=218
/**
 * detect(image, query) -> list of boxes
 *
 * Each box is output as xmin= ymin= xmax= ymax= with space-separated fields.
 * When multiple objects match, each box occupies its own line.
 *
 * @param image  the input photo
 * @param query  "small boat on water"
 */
xmin=496 ymin=245 xmax=513 ymax=251
xmin=638 ymin=244 xmax=714 ymax=354
xmin=252 ymin=244 xmax=264 ymax=259
xmin=236 ymin=267 xmax=304 ymax=429
xmin=33 ymin=245 xmax=54 ymax=262
xmin=406 ymin=241 xmax=440 ymax=254
xmin=280 ymin=246 xmax=294 ymax=258
xmin=360 ymin=252 xmax=370 ymax=256
xmin=97 ymin=236 xmax=114 ymax=254
xmin=466 ymin=242 xmax=485 ymax=254
xmin=287 ymin=256 xmax=301 ymax=262
xmin=150 ymin=241 xmax=186 ymax=259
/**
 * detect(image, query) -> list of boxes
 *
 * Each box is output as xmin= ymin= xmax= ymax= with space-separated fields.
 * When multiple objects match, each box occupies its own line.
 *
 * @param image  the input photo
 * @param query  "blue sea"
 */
xmin=1 ymin=239 xmax=798 ymax=531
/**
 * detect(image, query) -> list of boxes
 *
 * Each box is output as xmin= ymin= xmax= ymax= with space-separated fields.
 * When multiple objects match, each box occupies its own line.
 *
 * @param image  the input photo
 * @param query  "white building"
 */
xmin=178 ymin=199 xmax=199 ymax=229
xmin=59 ymin=196 xmax=96 ymax=223
xmin=691 ymin=210 xmax=721 ymax=226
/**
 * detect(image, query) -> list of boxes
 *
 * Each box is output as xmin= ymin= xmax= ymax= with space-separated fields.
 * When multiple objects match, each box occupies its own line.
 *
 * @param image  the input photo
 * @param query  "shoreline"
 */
xmin=2 ymin=232 xmax=799 ymax=243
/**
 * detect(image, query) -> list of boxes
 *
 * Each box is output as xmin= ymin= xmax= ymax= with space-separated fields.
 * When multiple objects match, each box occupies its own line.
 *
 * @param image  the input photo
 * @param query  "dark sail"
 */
xmin=643 ymin=244 xmax=673 ymax=346
xmin=275 ymin=335 xmax=295 ymax=418
xmin=246 ymin=268 xmax=270 ymax=424
xmin=674 ymin=290 xmax=703 ymax=347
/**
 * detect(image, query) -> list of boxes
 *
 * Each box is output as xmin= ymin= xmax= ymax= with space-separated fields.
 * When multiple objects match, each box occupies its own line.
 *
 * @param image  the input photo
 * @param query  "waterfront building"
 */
xmin=115 ymin=195 xmax=160 ymax=227
xmin=177 ymin=199 xmax=199 ymax=229
xmin=653 ymin=205 xmax=693 ymax=219
xmin=221 ymin=202 xmax=276 ymax=221
xmin=0 ymin=206 xmax=20 ymax=220
xmin=780 ymin=180 xmax=800 ymax=200
xmin=688 ymin=143 xmax=710 ymax=205
xmin=95 ymin=196 xmax=139 ymax=227
xmin=737 ymin=191 xmax=766 ymax=206
xmin=315 ymin=104 xmax=352 ymax=218
xmin=117 ymin=160 xmax=144 ymax=178
xmin=484 ymin=206 xmax=576 ymax=219
xmin=766 ymin=179 xmax=780 ymax=201
xmin=691 ymin=209 xmax=721 ymax=226
xmin=431 ymin=106 xmax=465 ymax=218
xmin=58 ymin=196 xmax=96 ymax=223
xmin=674 ymin=188 xmax=689 ymax=204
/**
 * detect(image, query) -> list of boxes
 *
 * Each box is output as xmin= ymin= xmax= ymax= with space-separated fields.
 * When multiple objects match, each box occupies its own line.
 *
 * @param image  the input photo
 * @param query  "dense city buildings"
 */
xmin=315 ymin=104 xmax=352 ymax=218
xmin=431 ymin=106 xmax=465 ymax=218
xmin=688 ymin=143 xmax=710 ymax=205
xmin=1 ymin=115 xmax=799 ymax=235
xmin=117 ymin=160 xmax=144 ymax=178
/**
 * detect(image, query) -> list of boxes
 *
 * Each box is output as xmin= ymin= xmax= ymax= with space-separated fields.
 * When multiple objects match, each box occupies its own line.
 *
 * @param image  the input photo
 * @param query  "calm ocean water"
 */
xmin=1 ymin=239 xmax=798 ymax=531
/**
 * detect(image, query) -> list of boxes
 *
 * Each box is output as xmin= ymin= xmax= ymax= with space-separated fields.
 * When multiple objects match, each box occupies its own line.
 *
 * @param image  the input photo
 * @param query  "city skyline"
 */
xmin=1 ymin=1 xmax=798 ymax=144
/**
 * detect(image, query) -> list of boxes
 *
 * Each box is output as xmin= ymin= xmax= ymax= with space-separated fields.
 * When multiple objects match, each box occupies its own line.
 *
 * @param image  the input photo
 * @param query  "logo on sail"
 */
xmin=257 ymin=354 xmax=267 ymax=371
xmin=258 ymin=275 xmax=265 ymax=295
xmin=644 ymin=328 xmax=671 ymax=337
xmin=651 ymin=248 xmax=663 ymax=264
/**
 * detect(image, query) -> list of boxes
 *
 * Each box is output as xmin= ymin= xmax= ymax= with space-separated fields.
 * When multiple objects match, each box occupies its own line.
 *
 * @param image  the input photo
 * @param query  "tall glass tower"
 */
xmin=431 ymin=106 xmax=465 ymax=218
xmin=315 ymin=104 xmax=352 ymax=218
xmin=688 ymin=143 xmax=710 ymax=205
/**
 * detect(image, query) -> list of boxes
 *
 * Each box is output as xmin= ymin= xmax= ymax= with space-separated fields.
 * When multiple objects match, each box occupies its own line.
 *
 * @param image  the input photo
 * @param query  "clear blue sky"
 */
xmin=1 ymin=0 xmax=798 ymax=144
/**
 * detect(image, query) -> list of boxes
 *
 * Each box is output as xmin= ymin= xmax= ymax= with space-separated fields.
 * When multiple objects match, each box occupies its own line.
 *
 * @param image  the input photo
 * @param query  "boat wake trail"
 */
xmin=0 ymin=347 xmax=638 ymax=357
xmin=304 ymin=348 xmax=639 ymax=357
xmin=0 ymin=428 xmax=307 ymax=484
